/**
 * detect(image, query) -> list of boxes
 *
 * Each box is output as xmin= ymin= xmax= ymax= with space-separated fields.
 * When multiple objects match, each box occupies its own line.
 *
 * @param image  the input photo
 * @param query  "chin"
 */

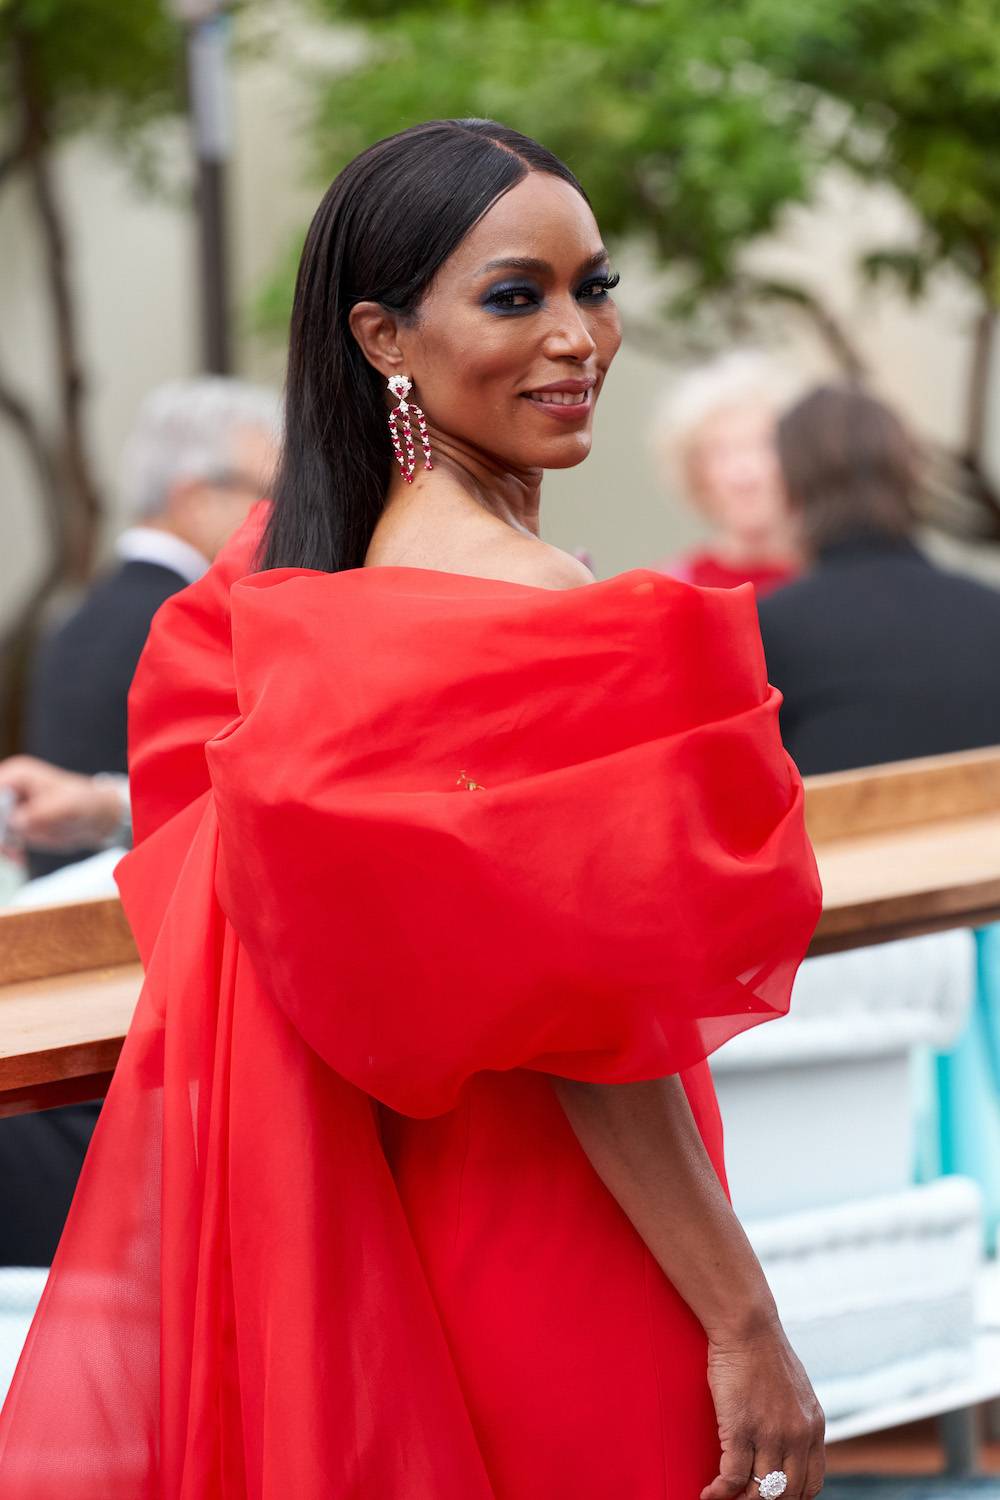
xmin=534 ymin=431 xmax=594 ymax=470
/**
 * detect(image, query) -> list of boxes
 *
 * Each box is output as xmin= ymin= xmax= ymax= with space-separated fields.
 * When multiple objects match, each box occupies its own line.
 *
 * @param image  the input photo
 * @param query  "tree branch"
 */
xmin=0 ymin=357 xmax=67 ymax=757
xmin=965 ymin=307 xmax=996 ymax=465
xmin=746 ymin=277 xmax=869 ymax=380
xmin=12 ymin=22 xmax=104 ymax=584
xmin=0 ymin=133 xmax=29 ymax=193
xmin=0 ymin=361 xmax=64 ymax=562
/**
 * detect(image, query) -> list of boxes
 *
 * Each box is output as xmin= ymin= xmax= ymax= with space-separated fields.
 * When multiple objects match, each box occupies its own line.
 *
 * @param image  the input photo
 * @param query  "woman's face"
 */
xmin=684 ymin=401 xmax=788 ymax=543
xmin=398 ymin=172 xmax=622 ymax=472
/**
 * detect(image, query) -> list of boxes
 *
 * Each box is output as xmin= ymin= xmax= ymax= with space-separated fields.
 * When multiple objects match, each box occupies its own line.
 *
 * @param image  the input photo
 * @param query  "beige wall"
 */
xmin=3 ymin=28 xmax=999 ymax=624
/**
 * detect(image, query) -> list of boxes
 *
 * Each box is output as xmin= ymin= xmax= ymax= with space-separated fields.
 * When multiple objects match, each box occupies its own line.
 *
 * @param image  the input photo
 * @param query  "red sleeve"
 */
xmin=206 ymin=565 xmax=822 ymax=1117
xmin=126 ymin=502 xmax=269 ymax=846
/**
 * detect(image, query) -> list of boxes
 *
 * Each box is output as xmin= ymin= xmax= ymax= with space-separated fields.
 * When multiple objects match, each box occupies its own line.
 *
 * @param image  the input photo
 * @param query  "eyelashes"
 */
xmin=581 ymin=270 xmax=621 ymax=299
xmin=483 ymin=270 xmax=621 ymax=314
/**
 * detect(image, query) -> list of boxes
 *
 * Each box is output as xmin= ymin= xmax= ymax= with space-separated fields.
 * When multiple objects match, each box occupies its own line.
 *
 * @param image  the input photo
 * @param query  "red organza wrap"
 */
xmin=0 ymin=509 xmax=821 ymax=1498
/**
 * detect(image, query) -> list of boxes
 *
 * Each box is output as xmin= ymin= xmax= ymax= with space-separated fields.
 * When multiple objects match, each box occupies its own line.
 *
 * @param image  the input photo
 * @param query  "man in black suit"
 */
xmin=0 ymin=377 xmax=279 ymax=1266
xmin=757 ymin=384 xmax=1000 ymax=777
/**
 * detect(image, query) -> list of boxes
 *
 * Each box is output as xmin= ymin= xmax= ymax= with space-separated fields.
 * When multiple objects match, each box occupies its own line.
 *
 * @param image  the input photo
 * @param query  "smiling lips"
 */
xmin=523 ymin=378 xmax=596 ymax=417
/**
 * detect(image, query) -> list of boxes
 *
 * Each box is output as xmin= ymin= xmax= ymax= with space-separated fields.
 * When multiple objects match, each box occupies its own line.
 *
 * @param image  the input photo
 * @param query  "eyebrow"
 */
xmin=477 ymin=249 xmax=611 ymax=278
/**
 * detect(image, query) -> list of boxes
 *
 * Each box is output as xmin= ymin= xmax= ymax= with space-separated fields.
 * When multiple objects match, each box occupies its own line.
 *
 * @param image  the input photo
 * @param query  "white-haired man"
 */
xmin=2 ymin=377 xmax=281 ymax=886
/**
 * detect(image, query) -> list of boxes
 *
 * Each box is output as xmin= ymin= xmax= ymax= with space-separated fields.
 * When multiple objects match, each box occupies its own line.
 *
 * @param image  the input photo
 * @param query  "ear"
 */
xmin=348 ymin=301 xmax=409 ymax=380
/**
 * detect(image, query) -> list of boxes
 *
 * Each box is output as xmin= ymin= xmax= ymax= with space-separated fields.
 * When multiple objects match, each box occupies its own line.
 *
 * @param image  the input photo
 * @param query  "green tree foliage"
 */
xmin=755 ymin=0 xmax=1000 ymax=465
xmin=0 ymin=0 xmax=185 ymax=577
xmin=293 ymin=0 xmax=824 ymax=316
xmin=0 ymin=1 xmax=185 ymax=750
xmin=0 ymin=0 xmax=182 ymax=149
xmin=760 ymin=0 xmax=1000 ymax=293
xmin=282 ymin=0 xmax=1000 ymax=529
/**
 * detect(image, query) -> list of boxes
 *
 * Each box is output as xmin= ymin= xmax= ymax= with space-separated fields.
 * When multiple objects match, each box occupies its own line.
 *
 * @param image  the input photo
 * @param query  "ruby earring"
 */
xmin=387 ymin=374 xmax=433 ymax=484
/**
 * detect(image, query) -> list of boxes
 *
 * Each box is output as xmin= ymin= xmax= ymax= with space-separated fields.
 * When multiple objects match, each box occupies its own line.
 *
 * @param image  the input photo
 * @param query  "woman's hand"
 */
xmin=701 ymin=1318 xmax=825 ymax=1500
xmin=550 ymin=1074 xmax=825 ymax=1498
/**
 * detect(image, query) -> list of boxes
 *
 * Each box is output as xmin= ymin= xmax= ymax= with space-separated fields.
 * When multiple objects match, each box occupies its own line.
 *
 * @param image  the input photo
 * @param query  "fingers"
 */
xmin=700 ymin=1438 xmax=754 ymax=1500
xmin=744 ymin=1449 xmax=784 ymax=1500
xmin=747 ymin=1433 xmax=824 ymax=1500
xmin=1 ymin=763 xmax=100 ymax=849
xmin=788 ymin=1404 xmax=827 ymax=1499
xmin=8 ymin=787 xmax=66 ymax=846
xmin=800 ymin=1437 xmax=826 ymax=1498
xmin=0 ymin=755 xmax=51 ymax=794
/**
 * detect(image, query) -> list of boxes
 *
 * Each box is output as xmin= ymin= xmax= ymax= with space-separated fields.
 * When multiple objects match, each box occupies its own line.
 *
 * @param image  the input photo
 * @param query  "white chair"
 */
xmin=712 ymin=930 xmax=994 ymax=1435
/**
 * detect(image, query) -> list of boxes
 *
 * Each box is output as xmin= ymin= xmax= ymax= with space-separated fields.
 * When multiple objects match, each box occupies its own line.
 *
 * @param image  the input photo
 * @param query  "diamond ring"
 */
xmin=754 ymin=1473 xmax=788 ymax=1499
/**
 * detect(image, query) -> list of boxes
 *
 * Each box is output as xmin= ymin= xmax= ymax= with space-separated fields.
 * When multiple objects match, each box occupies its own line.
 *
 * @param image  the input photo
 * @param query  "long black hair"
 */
xmin=257 ymin=119 xmax=586 ymax=575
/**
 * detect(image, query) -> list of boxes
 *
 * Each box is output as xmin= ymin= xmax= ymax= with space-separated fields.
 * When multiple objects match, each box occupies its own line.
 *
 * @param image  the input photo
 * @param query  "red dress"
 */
xmin=661 ymin=549 xmax=799 ymax=598
xmin=0 ymin=507 xmax=821 ymax=1499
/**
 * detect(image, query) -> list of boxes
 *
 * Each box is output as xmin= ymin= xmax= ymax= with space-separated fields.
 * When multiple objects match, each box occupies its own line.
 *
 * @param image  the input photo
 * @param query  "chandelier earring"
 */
xmin=387 ymin=374 xmax=433 ymax=484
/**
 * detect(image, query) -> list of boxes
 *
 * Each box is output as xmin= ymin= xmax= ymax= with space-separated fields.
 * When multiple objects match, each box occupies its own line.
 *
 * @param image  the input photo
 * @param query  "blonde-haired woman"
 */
xmin=653 ymin=351 xmax=803 ymax=596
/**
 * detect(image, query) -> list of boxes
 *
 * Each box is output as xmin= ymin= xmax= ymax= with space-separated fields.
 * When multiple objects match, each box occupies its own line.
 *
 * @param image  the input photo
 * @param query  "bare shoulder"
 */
xmin=478 ymin=534 xmax=594 ymax=591
xmin=367 ymin=498 xmax=594 ymax=590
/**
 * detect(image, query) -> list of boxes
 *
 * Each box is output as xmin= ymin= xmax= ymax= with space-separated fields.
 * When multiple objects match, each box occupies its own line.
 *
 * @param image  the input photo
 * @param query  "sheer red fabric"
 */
xmin=0 ymin=511 xmax=821 ymax=1498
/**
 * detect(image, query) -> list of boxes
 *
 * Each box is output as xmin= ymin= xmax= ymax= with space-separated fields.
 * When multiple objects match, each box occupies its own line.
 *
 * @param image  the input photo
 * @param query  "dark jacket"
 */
xmin=25 ymin=558 xmax=186 ymax=879
xmin=756 ymin=533 xmax=1000 ymax=777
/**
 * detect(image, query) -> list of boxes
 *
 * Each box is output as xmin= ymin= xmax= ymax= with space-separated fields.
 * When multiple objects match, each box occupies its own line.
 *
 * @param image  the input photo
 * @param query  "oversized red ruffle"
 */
xmin=0 ymin=510 xmax=821 ymax=1498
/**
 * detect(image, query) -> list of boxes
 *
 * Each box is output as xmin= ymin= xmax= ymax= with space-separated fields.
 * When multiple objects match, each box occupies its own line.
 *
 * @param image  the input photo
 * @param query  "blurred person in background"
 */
xmin=0 ymin=377 xmax=280 ymax=1272
xmin=757 ymin=382 xmax=1000 ymax=777
xmin=651 ymin=350 xmax=803 ymax=596
xmin=0 ymin=377 xmax=282 ymax=885
xmin=759 ymin=382 xmax=1000 ymax=1256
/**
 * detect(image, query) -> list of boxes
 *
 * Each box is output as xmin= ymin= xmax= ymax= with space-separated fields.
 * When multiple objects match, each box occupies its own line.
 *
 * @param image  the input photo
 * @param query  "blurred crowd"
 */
xmin=652 ymin=354 xmax=1000 ymax=772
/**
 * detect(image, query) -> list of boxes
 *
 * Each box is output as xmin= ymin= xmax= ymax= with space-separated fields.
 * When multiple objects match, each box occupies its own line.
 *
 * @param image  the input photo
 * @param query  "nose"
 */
xmin=543 ymin=295 xmax=598 ymax=362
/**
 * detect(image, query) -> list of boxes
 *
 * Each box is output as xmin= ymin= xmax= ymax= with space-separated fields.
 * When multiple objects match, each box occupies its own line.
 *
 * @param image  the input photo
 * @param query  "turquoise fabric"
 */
xmin=823 ymin=1482 xmax=1000 ymax=1497
xmin=919 ymin=924 xmax=1000 ymax=1255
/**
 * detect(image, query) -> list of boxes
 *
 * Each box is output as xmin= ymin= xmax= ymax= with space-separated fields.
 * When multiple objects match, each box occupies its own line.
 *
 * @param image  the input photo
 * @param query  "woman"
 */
xmin=652 ymin=352 xmax=803 ymax=596
xmin=0 ymin=121 xmax=824 ymax=1500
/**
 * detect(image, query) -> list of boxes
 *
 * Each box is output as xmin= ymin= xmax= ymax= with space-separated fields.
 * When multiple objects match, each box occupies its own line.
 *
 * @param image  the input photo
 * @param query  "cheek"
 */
xmin=596 ymin=307 xmax=623 ymax=369
xmin=419 ymin=320 xmax=532 ymax=419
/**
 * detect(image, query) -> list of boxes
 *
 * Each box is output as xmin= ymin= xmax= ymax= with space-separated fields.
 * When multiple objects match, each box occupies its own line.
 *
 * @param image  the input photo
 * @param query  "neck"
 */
xmin=385 ymin=428 xmax=544 ymax=537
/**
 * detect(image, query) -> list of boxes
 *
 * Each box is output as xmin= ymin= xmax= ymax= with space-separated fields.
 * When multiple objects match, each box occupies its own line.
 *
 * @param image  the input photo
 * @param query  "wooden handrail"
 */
xmin=805 ymin=744 xmax=1000 ymax=844
xmin=804 ymin=746 xmax=1000 ymax=954
xmin=2 ymin=744 xmax=1000 ymax=1113
xmin=0 ymin=896 xmax=140 ymax=1116
xmin=0 ymin=898 xmax=137 ymax=986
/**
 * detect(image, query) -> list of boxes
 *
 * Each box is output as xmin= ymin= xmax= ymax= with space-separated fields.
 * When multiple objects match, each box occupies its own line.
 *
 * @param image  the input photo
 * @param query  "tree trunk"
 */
xmin=748 ymin=276 xmax=869 ymax=381
xmin=966 ymin=303 xmax=997 ymax=468
xmin=12 ymin=22 xmax=103 ymax=583
xmin=0 ymin=21 xmax=105 ymax=753
xmin=944 ymin=300 xmax=1000 ymax=536
xmin=950 ymin=251 xmax=1000 ymax=535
